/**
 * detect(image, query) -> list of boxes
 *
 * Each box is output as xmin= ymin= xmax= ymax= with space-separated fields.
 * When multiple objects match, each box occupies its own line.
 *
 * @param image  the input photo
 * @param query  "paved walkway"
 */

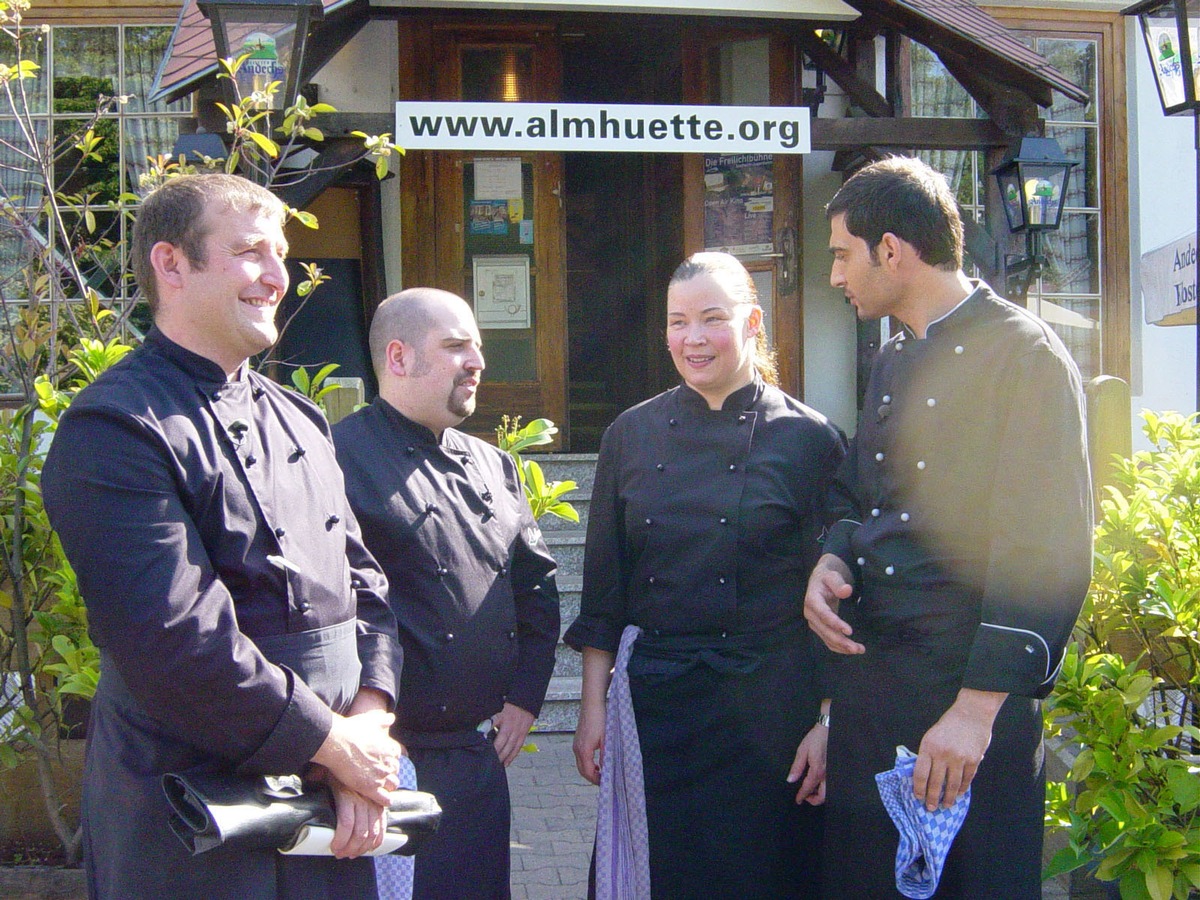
xmin=508 ymin=733 xmax=1078 ymax=900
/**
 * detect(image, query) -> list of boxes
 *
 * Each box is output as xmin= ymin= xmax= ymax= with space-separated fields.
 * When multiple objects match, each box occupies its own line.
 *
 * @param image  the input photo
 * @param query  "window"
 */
xmin=0 ymin=25 xmax=191 ymax=342
xmin=907 ymin=11 xmax=1129 ymax=383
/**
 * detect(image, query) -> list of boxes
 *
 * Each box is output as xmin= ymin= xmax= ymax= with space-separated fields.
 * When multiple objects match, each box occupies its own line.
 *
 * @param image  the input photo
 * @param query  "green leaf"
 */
xmin=245 ymin=129 xmax=279 ymax=158
xmin=545 ymin=501 xmax=579 ymax=523
xmin=1042 ymin=845 xmax=1092 ymax=879
xmin=292 ymin=209 xmax=318 ymax=229
xmin=303 ymin=127 xmax=324 ymax=142
xmin=1144 ymin=865 xmax=1174 ymax=900
xmin=375 ymin=155 xmax=388 ymax=180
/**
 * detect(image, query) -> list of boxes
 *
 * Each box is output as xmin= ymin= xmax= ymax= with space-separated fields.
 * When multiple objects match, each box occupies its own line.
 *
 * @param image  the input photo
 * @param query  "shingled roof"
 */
xmin=846 ymin=0 xmax=1089 ymax=106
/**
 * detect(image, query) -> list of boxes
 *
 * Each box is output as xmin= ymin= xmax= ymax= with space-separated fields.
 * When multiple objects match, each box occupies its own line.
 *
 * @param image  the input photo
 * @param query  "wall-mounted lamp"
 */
xmin=991 ymin=136 xmax=1078 ymax=303
xmin=196 ymin=0 xmax=324 ymax=110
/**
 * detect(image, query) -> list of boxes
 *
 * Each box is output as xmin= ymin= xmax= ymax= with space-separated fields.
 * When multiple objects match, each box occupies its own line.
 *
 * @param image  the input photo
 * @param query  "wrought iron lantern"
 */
xmin=197 ymin=0 xmax=324 ymax=110
xmin=991 ymin=136 xmax=1077 ymax=302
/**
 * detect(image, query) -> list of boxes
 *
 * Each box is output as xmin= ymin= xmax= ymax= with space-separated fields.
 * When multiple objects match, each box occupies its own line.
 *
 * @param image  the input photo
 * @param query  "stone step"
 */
xmin=536 ymin=675 xmax=583 ymax=733
xmin=542 ymin=529 xmax=586 ymax=575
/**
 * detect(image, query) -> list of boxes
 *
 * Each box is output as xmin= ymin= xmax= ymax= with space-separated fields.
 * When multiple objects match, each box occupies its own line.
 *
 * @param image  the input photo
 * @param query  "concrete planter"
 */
xmin=0 ymin=738 xmax=83 ymax=855
xmin=0 ymin=866 xmax=86 ymax=900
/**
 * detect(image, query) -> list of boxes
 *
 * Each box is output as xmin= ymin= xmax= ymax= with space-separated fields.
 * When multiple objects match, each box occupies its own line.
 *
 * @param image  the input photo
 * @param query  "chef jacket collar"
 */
xmin=372 ymin=395 xmax=444 ymax=449
xmin=677 ymin=374 xmax=765 ymax=413
xmin=900 ymin=280 xmax=993 ymax=342
xmin=145 ymin=326 xmax=248 ymax=385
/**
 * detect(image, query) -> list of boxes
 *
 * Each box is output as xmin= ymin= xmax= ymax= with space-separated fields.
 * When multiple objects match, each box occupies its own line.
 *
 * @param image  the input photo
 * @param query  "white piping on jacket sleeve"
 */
xmin=977 ymin=622 xmax=1053 ymax=683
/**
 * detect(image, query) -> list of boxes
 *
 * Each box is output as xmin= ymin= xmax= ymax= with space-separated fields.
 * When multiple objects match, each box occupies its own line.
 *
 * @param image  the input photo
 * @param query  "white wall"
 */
xmin=310 ymin=20 xmax=404 ymax=295
xmin=1127 ymin=18 xmax=1197 ymax=446
xmin=801 ymin=75 xmax=859 ymax=436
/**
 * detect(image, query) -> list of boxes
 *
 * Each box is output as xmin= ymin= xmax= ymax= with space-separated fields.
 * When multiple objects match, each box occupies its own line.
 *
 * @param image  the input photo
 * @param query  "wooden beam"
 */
xmin=933 ymin=48 xmax=1045 ymax=137
xmin=811 ymin=116 xmax=1011 ymax=151
xmin=794 ymin=28 xmax=892 ymax=119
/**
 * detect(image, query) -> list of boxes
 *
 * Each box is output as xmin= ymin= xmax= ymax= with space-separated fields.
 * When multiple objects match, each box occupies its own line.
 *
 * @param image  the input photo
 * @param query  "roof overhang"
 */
xmin=152 ymin=0 xmax=1086 ymax=113
xmin=844 ymin=0 xmax=1089 ymax=107
xmin=370 ymin=0 xmax=857 ymax=19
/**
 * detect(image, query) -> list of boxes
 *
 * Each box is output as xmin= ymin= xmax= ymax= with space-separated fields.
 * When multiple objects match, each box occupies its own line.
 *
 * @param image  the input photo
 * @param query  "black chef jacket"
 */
xmin=333 ymin=398 xmax=560 ymax=734
xmin=41 ymin=328 xmax=400 ymax=898
xmin=821 ymin=282 xmax=1093 ymax=698
xmin=565 ymin=378 xmax=848 ymax=651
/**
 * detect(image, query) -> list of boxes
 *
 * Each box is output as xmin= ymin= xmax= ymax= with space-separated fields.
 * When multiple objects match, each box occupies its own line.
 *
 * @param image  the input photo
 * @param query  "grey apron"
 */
xmin=84 ymin=619 xmax=378 ymax=900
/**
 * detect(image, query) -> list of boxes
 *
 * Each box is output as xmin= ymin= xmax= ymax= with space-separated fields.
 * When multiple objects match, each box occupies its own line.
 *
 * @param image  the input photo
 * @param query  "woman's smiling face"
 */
xmin=666 ymin=271 xmax=761 ymax=410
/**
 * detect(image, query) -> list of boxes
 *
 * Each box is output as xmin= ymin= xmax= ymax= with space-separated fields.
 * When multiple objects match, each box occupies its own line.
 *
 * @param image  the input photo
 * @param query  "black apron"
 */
xmin=627 ymin=625 xmax=823 ymax=900
xmin=84 ymin=619 xmax=378 ymax=900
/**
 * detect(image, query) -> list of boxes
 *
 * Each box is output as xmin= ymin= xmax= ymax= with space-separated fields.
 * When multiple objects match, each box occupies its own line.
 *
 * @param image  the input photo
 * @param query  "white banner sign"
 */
xmin=395 ymin=102 xmax=810 ymax=154
xmin=1141 ymin=231 xmax=1197 ymax=326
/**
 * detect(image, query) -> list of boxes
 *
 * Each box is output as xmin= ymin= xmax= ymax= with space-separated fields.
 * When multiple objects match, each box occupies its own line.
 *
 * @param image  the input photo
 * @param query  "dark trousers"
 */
xmin=822 ymin=638 xmax=1045 ymax=899
xmin=409 ymin=740 xmax=511 ymax=900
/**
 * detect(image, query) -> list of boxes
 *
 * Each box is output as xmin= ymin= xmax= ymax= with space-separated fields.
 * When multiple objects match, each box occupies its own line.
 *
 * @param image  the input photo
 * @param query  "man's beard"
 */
xmin=447 ymin=373 xmax=476 ymax=420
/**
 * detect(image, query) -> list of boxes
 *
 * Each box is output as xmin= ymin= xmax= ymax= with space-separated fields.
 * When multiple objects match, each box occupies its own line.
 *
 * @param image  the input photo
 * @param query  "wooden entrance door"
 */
xmin=681 ymin=29 xmax=805 ymax=399
xmin=400 ymin=25 xmax=567 ymax=443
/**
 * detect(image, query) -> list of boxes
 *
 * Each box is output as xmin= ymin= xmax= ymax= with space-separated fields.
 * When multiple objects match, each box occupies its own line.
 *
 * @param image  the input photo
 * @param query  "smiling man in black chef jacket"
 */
xmin=42 ymin=173 xmax=404 ymax=899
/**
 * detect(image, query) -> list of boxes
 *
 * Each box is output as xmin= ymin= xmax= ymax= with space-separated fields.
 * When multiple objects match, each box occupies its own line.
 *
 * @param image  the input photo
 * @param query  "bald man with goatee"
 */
xmin=334 ymin=288 xmax=561 ymax=900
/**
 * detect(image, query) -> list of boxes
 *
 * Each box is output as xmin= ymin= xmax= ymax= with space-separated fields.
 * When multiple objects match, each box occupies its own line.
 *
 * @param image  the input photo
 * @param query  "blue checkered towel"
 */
xmin=875 ymin=746 xmax=970 ymax=899
xmin=374 ymin=756 xmax=417 ymax=900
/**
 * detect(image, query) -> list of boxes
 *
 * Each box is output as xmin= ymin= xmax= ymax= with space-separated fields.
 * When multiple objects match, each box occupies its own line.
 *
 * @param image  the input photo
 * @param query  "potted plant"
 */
xmin=1044 ymin=410 xmax=1200 ymax=900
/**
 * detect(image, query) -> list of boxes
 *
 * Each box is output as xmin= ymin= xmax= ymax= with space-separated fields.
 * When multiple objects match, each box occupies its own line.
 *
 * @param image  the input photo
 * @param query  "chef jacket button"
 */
xmin=656 ymin=463 xmax=664 ymax=471
xmin=882 ymin=395 xmax=891 ymax=404
xmin=738 ymin=415 xmax=747 ymax=424
xmin=728 ymin=464 xmax=737 ymax=471
xmin=645 ymin=517 xmax=652 ymax=525
xmin=871 ymin=508 xmax=880 ymax=517
xmin=406 ymin=446 xmax=415 ymax=454
xmin=955 ymin=345 xmax=964 ymax=355
xmin=445 ymin=632 xmax=454 ymax=641
xmin=885 ymin=565 xmax=895 ymax=575
xmin=895 ymin=343 xmax=903 ymax=352
xmin=720 ymin=630 xmax=728 ymax=638
xmin=326 ymin=514 xmax=340 ymax=528
xmin=719 ymin=517 xmax=728 ymax=525
xmin=508 ymin=630 xmax=516 ymax=639
xmin=439 ymin=704 xmax=448 ymax=713
xmin=927 ymin=398 xmax=937 ymax=407
xmin=498 ymin=566 xmax=508 ymax=576
xmin=718 ymin=577 xmax=726 ymax=585
xmin=252 ymin=387 xmax=266 ymax=400
xmin=274 ymin=527 xmax=286 ymax=538
xmin=857 ymin=557 xmax=866 ymax=566
xmin=293 ymin=446 xmax=306 ymax=458
xmin=425 ymin=503 xmax=438 ymax=514
xmin=669 ymin=418 xmax=677 ymax=426
xmin=1025 ymin=644 xmax=1035 ymax=654
xmin=875 ymin=452 xmax=884 ymax=462
xmin=482 ymin=491 xmax=493 ymax=502
xmin=878 ymin=405 xmax=891 ymax=420
xmin=246 ymin=455 xmax=257 ymax=466
xmin=917 ymin=460 xmax=926 ymax=470
xmin=900 ymin=512 xmax=910 ymax=522
xmin=648 ymin=576 xmax=655 ymax=584
xmin=437 ymin=566 xmax=448 ymax=577
xmin=297 ymin=601 xmax=311 ymax=612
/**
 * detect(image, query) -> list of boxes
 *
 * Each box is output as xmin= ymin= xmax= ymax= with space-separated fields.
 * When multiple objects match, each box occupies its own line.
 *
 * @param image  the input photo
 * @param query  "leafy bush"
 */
xmin=495 ymin=416 xmax=578 ymax=523
xmin=1044 ymin=411 xmax=1200 ymax=900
